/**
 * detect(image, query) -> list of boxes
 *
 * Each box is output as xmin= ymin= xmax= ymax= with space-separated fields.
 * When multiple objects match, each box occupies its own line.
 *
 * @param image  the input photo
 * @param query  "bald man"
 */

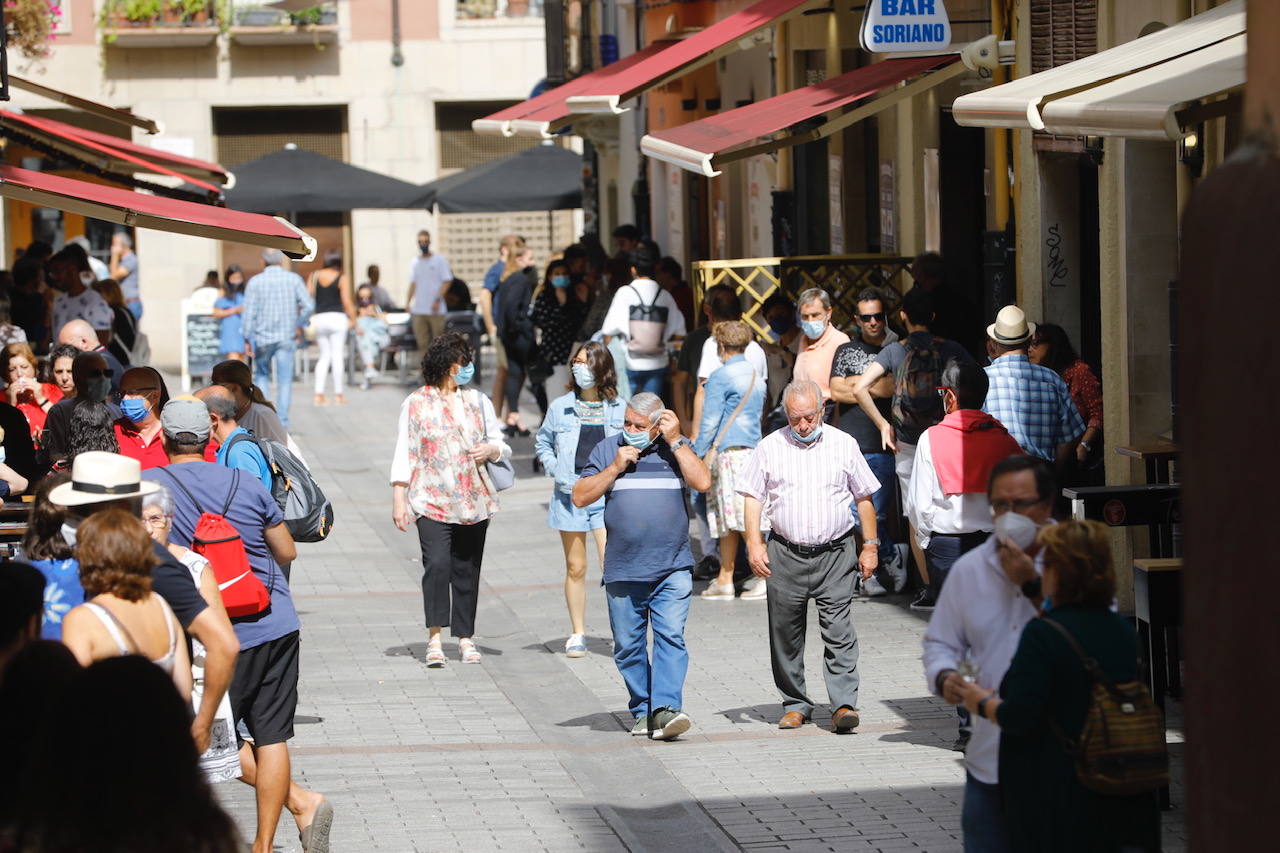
xmin=57 ymin=319 xmax=125 ymax=390
xmin=195 ymin=384 xmax=272 ymax=490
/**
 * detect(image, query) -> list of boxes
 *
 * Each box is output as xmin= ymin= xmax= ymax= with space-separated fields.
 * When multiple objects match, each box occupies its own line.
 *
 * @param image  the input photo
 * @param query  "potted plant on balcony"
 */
xmin=171 ymin=0 xmax=211 ymax=25
xmin=5 ymin=0 xmax=61 ymax=58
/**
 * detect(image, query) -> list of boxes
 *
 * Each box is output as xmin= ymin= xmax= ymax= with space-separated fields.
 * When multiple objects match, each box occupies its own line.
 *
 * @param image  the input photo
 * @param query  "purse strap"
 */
xmin=708 ymin=368 xmax=758 ymax=455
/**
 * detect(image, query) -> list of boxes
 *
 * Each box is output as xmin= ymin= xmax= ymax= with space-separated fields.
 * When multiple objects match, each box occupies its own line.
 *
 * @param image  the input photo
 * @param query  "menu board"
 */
xmin=184 ymin=313 xmax=221 ymax=383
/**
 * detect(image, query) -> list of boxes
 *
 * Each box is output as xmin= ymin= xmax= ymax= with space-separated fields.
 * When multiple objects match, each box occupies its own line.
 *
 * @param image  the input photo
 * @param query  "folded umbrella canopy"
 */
xmin=410 ymin=144 xmax=582 ymax=213
xmin=222 ymin=145 xmax=422 ymax=212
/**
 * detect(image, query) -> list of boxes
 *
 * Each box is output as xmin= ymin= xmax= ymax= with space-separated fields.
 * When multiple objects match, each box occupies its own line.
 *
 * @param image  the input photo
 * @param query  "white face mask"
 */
xmin=0 ymin=445 xmax=6 ymax=464
xmin=993 ymin=511 xmax=1040 ymax=551
xmin=80 ymin=271 xmax=96 ymax=286
xmin=61 ymin=521 xmax=78 ymax=549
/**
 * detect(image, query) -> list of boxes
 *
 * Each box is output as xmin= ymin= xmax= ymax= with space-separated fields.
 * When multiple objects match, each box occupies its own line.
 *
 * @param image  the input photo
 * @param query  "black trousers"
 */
xmin=502 ymin=337 xmax=548 ymax=418
xmin=416 ymin=516 xmax=489 ymax=638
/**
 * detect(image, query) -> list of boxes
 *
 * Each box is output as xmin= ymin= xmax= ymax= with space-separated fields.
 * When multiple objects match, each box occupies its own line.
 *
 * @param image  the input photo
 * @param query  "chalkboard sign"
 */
xmin=185 ymin=313 xmax=222 ymax=380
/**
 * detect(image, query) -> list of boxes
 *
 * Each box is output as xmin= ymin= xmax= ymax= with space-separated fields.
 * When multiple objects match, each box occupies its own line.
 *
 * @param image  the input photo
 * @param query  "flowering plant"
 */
xmin=5 ymin=0 xmax=62 ymax=59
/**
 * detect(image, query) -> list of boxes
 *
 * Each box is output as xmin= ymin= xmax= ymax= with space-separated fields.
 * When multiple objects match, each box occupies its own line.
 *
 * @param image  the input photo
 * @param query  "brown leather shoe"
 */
xmin=832 ymin=707 xmax=861 ymax=733
xmin=778 ymin=711 xmax=809 ymax=729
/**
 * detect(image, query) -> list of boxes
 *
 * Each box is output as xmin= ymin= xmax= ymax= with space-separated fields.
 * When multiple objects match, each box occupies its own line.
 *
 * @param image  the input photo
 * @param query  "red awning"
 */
xmin=475 ymin=0 xmax=823 ymax=137
xmin=0 ymin=165 xmax=315 ymax=260
xmin=473 ymin=40 xmax=677 ymax=138
xmin=0 ymin=109 xmax=233 ymax=189
xmin=641 ymin=56 xmax=964 ymax=176
xmin=564 ymin=0 xmax=825 ymax=116
xmin=7 ymin=75 xmax=163 ymax=135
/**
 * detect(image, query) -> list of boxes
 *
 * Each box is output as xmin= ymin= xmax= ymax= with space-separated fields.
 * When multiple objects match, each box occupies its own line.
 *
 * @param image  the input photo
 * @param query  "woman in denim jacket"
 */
xmin=534 ymin=341 xmax=626 ymax=658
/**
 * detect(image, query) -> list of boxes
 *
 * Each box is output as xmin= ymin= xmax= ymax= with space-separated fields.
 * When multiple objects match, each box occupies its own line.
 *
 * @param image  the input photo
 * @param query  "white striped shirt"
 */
xmin=738 ymin=425 xmax=881 ymax=546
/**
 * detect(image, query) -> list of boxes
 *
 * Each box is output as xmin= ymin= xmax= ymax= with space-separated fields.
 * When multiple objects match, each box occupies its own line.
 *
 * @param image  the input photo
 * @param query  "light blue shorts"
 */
xmin=548 ymin=489 xmax=605 ymax=532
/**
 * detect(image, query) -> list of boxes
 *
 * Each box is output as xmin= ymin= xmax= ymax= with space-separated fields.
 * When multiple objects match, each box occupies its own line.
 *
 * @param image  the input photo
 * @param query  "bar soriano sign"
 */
xmin=860 ymin=0 xmax=952 ymax=54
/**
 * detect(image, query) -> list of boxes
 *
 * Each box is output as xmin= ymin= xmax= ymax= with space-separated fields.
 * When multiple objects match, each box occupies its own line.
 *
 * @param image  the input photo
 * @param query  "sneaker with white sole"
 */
xmin=565 ymin=634 xmax=588 ymax=658
xmin=649 ymin=708 xmax=691 ymax=740
xmin=630 ymin=715 xmax=654 ymax=736
xmin=862 ymin=574 xmax=889 ymax=597
xmin=739 ymin=577 xmax=767 ymax=600
xmin=699 ymin=582 xmax=735 ymax=600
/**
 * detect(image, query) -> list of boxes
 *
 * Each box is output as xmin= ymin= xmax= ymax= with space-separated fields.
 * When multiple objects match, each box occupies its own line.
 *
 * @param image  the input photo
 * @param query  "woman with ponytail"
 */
xmin=210 ymin=359 xmax=288 ymax=445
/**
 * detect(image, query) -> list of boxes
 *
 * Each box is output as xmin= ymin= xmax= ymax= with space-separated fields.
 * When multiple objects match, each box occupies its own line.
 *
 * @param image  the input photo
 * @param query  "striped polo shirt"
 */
xmin=581 ymin=433 xmax=694 ymax=584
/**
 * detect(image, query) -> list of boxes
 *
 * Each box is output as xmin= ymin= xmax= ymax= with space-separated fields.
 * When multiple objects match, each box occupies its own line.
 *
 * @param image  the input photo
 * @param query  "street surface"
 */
xmin=215 ymin=372 xmax=1187 ymax=852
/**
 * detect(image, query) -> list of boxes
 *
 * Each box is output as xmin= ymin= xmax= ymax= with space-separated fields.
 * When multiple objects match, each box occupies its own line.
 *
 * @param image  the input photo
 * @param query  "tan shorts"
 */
xmin=411 ymin=314 xmax=447 ymax=354
xmin=492 ymin=335 xmax=508 ymax=371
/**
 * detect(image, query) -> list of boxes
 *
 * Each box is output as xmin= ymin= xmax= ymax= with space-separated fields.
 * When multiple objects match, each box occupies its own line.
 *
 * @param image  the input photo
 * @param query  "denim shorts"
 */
xmin=547 ymin=489 xmax=605 ymax=532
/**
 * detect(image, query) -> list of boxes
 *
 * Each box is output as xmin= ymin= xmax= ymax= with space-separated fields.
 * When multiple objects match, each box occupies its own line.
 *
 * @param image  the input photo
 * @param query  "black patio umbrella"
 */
xmin=411 ymin=143 xmax=582 ymax=213
xmin=222 ymin=145 xmax=422 ymax=213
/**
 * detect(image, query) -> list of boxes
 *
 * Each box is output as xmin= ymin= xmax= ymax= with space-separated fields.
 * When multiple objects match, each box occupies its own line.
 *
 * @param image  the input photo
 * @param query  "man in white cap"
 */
xmin=143 ymin=398 xmax=331 ymax=853
xmin=49 ymin=451 xmax=241 ymax=765
xmin=982 ymin=305 xmax=1085 ymax=468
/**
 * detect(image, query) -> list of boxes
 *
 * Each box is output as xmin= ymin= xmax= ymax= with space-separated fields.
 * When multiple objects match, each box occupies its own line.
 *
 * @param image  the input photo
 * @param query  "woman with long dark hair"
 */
xmin=308 ymin=249 xmax=356 ymax=406
xmin=213 ymin=265 xmax=247 ymax=361
xmin=210 ymin=359 xmax=288 ymax=445
xmin=533 ymin=341 xmax=624 ymax=657
xmin=390 ymin=333 xmax=509 ymax=667
xmin=1029 ymin=323 xmax=1103 ymax=470
xmin=531 ymin=258 xmax=593 ymax=394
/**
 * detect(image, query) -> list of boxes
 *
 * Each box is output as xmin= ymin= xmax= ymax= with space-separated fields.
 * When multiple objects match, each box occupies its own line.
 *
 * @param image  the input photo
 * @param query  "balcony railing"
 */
xmin=455 ymin=0 xmax=544 ymax=22
xmin=691 ymin=254 xmax=915 ymax=340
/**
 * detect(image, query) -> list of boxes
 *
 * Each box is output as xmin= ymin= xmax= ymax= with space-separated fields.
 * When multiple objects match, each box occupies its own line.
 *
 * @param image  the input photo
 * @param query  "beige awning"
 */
xmin=952 ymin=0 xmax=1243 ymax=133
xmin=1039 ymin=34 xmax=1244 ymax=140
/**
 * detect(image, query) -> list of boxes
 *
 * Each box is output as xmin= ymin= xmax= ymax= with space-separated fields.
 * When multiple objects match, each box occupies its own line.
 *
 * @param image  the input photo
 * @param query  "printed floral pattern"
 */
xmin=405 ymin=386 xmax=496 ymax=525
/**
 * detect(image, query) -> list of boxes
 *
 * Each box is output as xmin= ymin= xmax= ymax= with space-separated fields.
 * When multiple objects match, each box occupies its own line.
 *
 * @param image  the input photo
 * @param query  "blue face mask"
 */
xmin=800 ymin=319 xmax=827 ymax=340
xmin=1041 ymin=595 xmax=1054 ymax=613
xmin=623 ymin=428 xmax=653 ymax=450
xmin=571 ymin=363 xmax=596 ymax=389
xmin=454 ymin=362 xmax=475 ymax=386
xmin=551 ymin=275 xmax=571 ymax=289
xmin=120 ymin=397 xmax=150 ymax=424
xmin=791 ymin=423 xmax=822 ymax=444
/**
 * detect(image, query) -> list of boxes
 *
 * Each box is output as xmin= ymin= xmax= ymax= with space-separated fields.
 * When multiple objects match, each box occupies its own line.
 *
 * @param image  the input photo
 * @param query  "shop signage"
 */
xmin=860 ymin=0 xmax=952 ymax=54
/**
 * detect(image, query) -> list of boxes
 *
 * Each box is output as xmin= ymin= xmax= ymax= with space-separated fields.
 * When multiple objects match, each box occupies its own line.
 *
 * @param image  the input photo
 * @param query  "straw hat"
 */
xmin=986 ymin=304 xmax=1036 ymax=346
xmin=49 ymin=451 xmax=161 ymax=507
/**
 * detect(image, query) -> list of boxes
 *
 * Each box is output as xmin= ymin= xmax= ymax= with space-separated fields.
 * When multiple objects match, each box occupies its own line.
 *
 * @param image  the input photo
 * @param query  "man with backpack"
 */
xmin=143 ymin=399 xmax=332 ymax=853
xmin=851 ymin=288 xmax=974 ymax=611
xmin=600 ymin=244 xmax=686 ymax=396
xmin=196 ymin=385 xmax=271 ymax=489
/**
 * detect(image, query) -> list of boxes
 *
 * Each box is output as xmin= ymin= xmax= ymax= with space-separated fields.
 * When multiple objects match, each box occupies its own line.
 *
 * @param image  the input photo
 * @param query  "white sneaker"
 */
xmin=699 ymin=582 xmax=735 ymax=600
xmin=739 ymin=577 xmax=767 ymax=600
xmin=565 ymin=634 xmax=587 ymax=658
xmin=862 ymin=574 xmax=889 ymax=597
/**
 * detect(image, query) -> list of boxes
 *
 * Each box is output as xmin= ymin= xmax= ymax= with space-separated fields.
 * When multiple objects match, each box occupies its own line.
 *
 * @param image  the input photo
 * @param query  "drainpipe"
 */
xmin=991 ymin=0 xmax=1009 ymax=230
xmin=391 ymin=0 xmax=404 ymax=67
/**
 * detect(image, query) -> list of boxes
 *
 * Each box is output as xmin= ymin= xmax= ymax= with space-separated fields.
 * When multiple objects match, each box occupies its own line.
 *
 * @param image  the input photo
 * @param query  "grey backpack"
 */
xmin=225 ymin=432 xmax=334 ymax=543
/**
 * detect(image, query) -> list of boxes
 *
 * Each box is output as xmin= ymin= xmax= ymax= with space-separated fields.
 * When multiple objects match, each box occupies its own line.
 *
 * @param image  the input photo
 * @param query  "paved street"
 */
xmin=214 ymin=372 xmax=1187 ymax=852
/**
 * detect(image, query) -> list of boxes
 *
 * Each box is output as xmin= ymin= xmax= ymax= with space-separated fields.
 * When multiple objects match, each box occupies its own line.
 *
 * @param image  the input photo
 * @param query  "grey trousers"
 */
xmin=765 ymin=537 xmax=860 ymax=717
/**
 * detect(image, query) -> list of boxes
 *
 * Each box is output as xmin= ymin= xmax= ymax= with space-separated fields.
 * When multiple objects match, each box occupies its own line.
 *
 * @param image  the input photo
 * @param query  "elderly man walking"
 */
xmin=739 ymin=380 xmax=880 ymax=732
xmin=242 ymin=248 xmax=314 ymax=428
xmin=573 ymin=392 xmax=711 ymax=740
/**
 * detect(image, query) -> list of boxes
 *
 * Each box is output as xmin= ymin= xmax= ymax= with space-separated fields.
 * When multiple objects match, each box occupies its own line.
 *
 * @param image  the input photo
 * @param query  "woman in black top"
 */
xmin=308 ymin=250 xmax=357 ymax=406
xmin=496 ymin=247 xmax=547 ymax=435
xmin=531 ymin=258 xmax=591 ymax=393
xmin=957 ymin=520 xmax=1161 ymax=853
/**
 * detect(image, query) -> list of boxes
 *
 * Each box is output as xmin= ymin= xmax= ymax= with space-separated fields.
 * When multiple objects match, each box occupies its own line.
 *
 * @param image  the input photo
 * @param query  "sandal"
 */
xmin=313 ymin=394 xmax=328 ymax=406
xmin=459 ymin=638 xmax=482 ymax=664
xmin=425 ymin=641 xmax=446 ymax=668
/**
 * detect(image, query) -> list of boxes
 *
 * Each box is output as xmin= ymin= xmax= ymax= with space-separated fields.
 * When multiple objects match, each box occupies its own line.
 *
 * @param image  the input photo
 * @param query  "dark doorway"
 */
xmin=792 ymin=131 xmax=830 ymax=255
xmin=939 ymin=108 xmax=986 ymax=357
xmin=1076 ymin=159 xmax=1102 ymax=372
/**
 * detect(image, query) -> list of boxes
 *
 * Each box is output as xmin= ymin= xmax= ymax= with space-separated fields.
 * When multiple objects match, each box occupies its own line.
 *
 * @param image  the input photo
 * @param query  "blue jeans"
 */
xmin=626 ymin=367 xmax=668 ymax=397
xmin=253 ymin=340 xmax=296 ymax=427
xmin=962 ymin=772 xmax=1011 ymax=853
xmin=127 ymin=300 xmax=143 ymax=320
xmin=605 ymin=570 xmax=692 ymax=718
xmin=854 ymin=451 xmax=896 ymax=567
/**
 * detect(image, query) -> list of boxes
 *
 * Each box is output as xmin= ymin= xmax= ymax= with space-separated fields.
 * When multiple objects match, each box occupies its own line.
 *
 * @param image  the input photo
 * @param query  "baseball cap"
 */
xmin=160 ymin=397 xmax=211 ymax=442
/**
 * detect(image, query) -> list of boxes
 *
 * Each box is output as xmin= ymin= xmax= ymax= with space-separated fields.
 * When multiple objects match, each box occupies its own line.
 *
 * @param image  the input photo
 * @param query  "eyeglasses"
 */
xmin=936 ymin=386 xmax=952 ymax=399
xmin=989 ymin=498 xmax=1045 ymax=513
xmin=857 ymin=312 xmax=886 ymax=323
xmin=140 ymin=515 xmax=170 ymax=527
xmin=120 ymin=387 xmax=158 ymax=397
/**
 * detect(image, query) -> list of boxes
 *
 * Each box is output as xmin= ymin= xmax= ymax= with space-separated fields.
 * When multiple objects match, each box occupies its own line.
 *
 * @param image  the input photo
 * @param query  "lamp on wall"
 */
xmin=1179 ymin=124 xmax=1205 ymax=178
xmin=1084 ymin=136 xmax=1104 ymax=167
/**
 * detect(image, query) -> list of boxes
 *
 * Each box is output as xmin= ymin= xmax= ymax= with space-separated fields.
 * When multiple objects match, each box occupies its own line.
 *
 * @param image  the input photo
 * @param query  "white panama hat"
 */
xmin=986 ymin=304 xmax=1036 ymax=346
xmin=48 ymin=451 xmax=161 ymax=507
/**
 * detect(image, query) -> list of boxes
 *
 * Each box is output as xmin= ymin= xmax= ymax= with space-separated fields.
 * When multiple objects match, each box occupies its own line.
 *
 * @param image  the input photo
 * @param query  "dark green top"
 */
xmin=996 ymin=605 xmax=1161 ymax=853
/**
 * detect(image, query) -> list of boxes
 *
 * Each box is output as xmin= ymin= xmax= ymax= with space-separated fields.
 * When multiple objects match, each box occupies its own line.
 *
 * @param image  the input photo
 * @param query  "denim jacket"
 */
xmin=535 ymin=391 xmax=627 ymax=492
xmin=693 ymin=354 xmax=765 ymax=456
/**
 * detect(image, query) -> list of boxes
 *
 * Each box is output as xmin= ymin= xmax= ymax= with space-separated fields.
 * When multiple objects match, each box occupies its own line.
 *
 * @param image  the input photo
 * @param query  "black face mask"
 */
xmin=418 ymin=243 xmax=431 ymax=255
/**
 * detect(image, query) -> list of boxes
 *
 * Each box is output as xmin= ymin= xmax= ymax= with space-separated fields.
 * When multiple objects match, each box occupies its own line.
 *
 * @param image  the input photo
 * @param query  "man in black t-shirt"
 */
xmin=830 ymin=289 xmax=904 ymax=596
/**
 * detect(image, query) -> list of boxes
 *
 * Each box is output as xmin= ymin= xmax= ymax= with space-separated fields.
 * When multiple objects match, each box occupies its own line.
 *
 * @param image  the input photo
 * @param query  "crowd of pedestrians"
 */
xmin=0 ymin=236 xmax=335 ymax=853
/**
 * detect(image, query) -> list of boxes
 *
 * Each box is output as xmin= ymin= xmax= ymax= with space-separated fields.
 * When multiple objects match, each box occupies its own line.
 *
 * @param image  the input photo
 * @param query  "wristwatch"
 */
xmin=671 ymin=437 xmax=692 ymax=452
xmin=862 ymin=538 xmax=880 ymax=547
xmin=1021 ymin=577 xmax=1043 ymax=599
xmin=977 ymin=694 xmax=993 ymax=720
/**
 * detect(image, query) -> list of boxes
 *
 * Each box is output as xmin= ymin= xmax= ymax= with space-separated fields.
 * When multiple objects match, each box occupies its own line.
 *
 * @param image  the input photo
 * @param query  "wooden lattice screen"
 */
xmin=691 ymin=254 xmax=915 ymax=340
xmin=1029 ymin=0 xmax=1098 ymax=153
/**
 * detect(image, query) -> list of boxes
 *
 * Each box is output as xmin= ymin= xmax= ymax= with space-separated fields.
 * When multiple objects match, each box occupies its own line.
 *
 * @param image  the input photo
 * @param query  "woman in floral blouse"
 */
xmin=1029 ymin=323 xmax=1103 ymax=469
xmin=390 ymin=333 xmax=510 ymax=667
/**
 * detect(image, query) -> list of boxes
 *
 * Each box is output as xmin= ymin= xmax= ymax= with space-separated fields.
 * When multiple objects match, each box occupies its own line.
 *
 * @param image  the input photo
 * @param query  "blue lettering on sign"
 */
xmin=882 ymin=0 xmax=937 ymax=13
xmin=862 ymin=0 xmax=951 ymax=53
xmin=872 ymin=23 xmax=946 ymax=43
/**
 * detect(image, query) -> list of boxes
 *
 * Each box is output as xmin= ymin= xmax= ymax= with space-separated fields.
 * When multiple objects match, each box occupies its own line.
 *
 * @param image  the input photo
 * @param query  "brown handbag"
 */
xmin=702 ymin=368 xmax=757 ymax=470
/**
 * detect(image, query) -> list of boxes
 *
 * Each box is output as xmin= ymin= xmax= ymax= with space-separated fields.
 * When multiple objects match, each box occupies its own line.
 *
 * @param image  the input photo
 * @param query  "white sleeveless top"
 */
xmin=83 ymin=596 xmax=179 ymax=675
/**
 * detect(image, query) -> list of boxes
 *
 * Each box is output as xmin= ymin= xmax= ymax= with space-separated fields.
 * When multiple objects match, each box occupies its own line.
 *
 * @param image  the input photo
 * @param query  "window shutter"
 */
xmin=1030 ymin=0 xmax=1098 ymax=151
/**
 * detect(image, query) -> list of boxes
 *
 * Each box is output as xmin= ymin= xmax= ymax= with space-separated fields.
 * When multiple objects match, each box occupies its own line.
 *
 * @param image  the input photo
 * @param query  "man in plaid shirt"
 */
xmin=242 ymin=248 xmax=314 ymax=428
xmin=982 ymin=305 xmax=1084 ymax=469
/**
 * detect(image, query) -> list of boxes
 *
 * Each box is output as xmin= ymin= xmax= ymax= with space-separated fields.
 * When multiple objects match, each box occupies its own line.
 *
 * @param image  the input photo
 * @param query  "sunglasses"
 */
xmin=857 ymin=312 xmax=886 ymax=323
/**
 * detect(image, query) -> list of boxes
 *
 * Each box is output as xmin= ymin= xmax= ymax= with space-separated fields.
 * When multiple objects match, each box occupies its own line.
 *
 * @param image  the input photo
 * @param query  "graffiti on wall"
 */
xmin=1046 ymin=223 xmax=1070 ymax=287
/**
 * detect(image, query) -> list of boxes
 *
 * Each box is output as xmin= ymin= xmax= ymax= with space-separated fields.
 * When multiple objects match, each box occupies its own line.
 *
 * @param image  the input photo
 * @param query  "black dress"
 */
xmin=996 ymin=606 xmax=1161 ymax=852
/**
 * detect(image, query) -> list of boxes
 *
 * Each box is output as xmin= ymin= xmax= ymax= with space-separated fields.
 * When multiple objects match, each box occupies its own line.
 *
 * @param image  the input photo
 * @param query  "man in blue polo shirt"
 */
xmin=574 ymin=392 xmax=711 ymax=740
xmin=196 ymin=384 xmax=272 ymax=490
